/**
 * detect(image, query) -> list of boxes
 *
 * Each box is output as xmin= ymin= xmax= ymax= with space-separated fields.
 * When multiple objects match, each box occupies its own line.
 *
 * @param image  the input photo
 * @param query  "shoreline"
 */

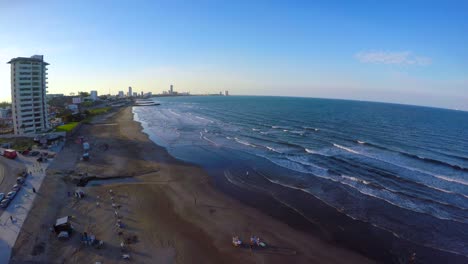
xmin=10 ymin=106 xmax=374 ymax=263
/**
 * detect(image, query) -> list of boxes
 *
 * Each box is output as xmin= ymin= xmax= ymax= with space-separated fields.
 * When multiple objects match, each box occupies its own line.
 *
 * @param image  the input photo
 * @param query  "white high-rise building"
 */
xmin=8 ymin=55 xmax=49 ymax=135
xmin=90 ymin=90 xmax=98 ymax=101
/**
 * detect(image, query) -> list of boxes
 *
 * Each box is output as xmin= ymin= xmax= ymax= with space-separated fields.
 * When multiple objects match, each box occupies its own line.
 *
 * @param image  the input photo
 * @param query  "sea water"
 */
xmin=133 ymin=96 xmax=468 ymax=262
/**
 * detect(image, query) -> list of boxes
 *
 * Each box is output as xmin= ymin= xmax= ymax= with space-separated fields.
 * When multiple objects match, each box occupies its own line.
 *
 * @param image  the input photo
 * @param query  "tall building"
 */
xmin=128 ymin=86 xmax=132 ymax=97
xmin=8 ymin=55 xmax=49 ymax=134
xmin=90 ymin=90 xmax=98 ymax=101
xmin=225 ymin=90 xmax=229 ymax=96
xmin=170 ymin=84 xmax=173 ymax=94
xmin=118 ymin=91 xmax=124 ymax=97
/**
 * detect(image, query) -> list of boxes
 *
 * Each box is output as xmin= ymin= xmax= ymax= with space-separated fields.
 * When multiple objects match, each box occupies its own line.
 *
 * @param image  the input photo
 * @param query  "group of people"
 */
xmin=232 ymin=235 xmax=265 ymax=247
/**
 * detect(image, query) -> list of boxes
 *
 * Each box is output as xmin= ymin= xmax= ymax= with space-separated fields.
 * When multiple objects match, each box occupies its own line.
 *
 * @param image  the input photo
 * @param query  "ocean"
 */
xmin=133 ymin=96 xmax=468 ymax=263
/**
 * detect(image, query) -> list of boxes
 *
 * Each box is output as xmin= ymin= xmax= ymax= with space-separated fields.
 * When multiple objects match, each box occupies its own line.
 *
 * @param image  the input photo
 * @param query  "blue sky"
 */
xmin=0 ymin=0 xmax=467 ymax=109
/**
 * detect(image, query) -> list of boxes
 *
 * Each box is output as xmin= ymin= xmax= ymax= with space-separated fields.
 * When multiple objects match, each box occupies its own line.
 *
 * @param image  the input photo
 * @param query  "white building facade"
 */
xmin=90 ymin=90 xmax=98 ymax=101
xmin=8 ymin=55 xmax=50 ymax=135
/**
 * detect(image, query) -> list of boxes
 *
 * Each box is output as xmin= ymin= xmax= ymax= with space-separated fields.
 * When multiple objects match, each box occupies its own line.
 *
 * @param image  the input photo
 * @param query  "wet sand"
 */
xmin=9 ymin=107 xmax=374 ymax=263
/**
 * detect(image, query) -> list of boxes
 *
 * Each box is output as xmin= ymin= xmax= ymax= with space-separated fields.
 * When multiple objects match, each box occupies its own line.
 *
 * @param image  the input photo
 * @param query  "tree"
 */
xmin=0 ymin=101 xmax=11 ymax=108
xmin=79 ymin=92 xmax=90 ymax=97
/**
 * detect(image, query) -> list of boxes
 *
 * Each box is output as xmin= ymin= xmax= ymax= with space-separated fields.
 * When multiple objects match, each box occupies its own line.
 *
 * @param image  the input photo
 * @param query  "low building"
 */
xmin=67 ymin=104 xmax=79 ymax=113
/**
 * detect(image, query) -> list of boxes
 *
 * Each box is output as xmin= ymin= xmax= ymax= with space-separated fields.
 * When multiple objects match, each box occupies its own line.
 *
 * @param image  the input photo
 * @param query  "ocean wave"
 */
xmin=332 ymin=156 xmax=468 ymax=202
xmin=305 ymin=148 xmax=317 ymax=154
xmin=266 ymin=146 xmax=282 ymax=153
xmin=285 ymin=156 xmax=329 ymax=173
xmin=357 ymin=140 xmax=365 ymax=144
xmin=260 ymin=174 xmax=468 ymax=255
xmin=195 ymin=115 xmax=214 ymax=123
xmin=202 ymin=136 xmax=218 ymax=146
xmin=234 ymin=137 xmax=256 ymax=148
xmin=342 ymin=175 xmax=370 ymax=185
xmin=333 ymin=143 xmax=360 ymax=154
xmin=433 ymin=175 xmax=468 ymax=187
xmin=359 ymin=141 xmax=468 ymax=172
xmin=329 ymin=144 xmax=468 ymax=191
xmin=404 ymin=153 xmax=468 ymax=172
xmin=252 ymin=128 xmax=260 ymax=131
xmin=289 ymin=130 xmax=306 ymax=136
xmin=168 ymin=109 xmax=181 ymax=117
xmin=259 ymin=155 xmax=468 ymax=224
xmin=303 ymin=126 xmax=319 ymax=131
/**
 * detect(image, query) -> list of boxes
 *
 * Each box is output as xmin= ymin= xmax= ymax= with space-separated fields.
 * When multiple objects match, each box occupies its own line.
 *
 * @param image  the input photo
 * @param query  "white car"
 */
xmin=6 ymin=191 xmax=16 ymax=199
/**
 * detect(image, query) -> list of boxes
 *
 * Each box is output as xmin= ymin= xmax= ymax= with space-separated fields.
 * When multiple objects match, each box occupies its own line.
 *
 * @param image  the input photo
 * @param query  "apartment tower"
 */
xmin=8 ymin=55 xmax=49 ymax=134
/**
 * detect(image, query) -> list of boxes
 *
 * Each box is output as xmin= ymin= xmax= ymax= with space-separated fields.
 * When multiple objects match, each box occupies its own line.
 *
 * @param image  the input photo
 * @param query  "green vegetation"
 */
xmin=79 ymin=91 xmax=90 ymax=97
xmin=88 ymin=107 xmax=111 ymax=115
xmin=54 ymin=122 xmax=79 ymax=132
xmin=0 ymin=137 xmax=34 ymax=150
xmin=0 ymin=101 xmax=11 ymax=108
xmin=81 ymin=101 xmax=94 ymax=107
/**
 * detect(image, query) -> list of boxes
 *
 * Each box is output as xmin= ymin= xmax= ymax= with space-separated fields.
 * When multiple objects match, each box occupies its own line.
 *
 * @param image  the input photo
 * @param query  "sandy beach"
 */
xmin=8 ymin=107 xmax=374 ymax=264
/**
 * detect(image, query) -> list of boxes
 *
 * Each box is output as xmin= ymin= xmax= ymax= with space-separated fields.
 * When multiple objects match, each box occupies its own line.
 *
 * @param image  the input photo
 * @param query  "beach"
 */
xmin=8 ymin=106 xmax=373 ymax=264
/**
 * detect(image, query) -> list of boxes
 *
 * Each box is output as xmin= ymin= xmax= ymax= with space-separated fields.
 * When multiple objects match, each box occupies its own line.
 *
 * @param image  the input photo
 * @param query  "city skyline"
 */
xmin=0 ymin=1 xmax=467 ymax=110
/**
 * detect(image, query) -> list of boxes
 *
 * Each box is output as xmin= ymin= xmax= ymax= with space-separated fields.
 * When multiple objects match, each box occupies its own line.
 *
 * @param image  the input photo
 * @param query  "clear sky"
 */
xmin=1 ymin=0 xmax=467 ymax=109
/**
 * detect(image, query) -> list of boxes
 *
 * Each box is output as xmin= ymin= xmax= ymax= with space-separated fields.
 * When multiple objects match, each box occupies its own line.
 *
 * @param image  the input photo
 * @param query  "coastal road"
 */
xmin=0 ymin=145 xmax=62 ymax=263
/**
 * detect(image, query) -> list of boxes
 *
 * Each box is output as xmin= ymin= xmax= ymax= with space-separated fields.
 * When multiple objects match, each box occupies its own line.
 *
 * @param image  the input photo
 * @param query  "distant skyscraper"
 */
xmin=118 ymin=91 xmax=124 ymax=97
xmin=170 ymin=84 xmax=173 ymax=94
xmin=8 ymin=55 xmax=50 ymax=134
xmin=225 ymin=90 xmax=229 ymax=96
xmin=128 ymin=86 xmax=132 ymax=97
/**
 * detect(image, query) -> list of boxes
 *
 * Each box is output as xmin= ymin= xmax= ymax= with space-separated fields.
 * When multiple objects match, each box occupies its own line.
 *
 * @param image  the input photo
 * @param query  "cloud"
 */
xmin=355 ymin=51 xmax=432 ymax=66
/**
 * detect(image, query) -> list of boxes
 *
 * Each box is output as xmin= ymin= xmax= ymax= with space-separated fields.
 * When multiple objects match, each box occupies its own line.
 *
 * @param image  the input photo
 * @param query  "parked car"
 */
xmin=12 ymin=184 xmax=21 ymax=191
xmin=6 ymin=191 xmax=16 ymax=199
xmin=17 ymin=177 xmax=25 ymax=184
xmin=0 ymin=198 xmax=10 ymax=208
xmin=0 ymin=192 xmax=4 ymax=201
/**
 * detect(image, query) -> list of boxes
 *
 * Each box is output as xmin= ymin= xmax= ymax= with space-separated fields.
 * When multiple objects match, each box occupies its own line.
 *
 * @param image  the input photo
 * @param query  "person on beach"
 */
xmin=33 ymin=187 xmax=36 ymax=193
xmin=10 ymin=216 xmax=13 ymax=223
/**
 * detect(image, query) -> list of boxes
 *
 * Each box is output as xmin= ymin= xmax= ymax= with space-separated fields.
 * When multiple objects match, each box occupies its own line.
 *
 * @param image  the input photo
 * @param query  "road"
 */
xmin=0 ymin=143 xmax=63 ymax=263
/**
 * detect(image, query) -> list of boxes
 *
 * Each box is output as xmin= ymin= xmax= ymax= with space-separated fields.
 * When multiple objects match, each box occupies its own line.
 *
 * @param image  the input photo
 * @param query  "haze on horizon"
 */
xmin=0 ymin=0 xmax=467 ymax=110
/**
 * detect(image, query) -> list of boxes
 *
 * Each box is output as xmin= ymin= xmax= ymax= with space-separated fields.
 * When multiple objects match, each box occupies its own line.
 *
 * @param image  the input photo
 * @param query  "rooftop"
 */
xmin=7 ymin=55 xmax=49 ymax=65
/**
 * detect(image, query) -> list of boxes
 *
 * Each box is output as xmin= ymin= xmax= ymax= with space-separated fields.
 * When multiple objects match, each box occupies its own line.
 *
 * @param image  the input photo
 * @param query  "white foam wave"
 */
xmin=266 ymin=146 xmax=281 ymax=153
xmin=342 ymin=175 xmax=371 ymax=185
xmin=252 ymin=128 xmax=260 ymax=131
xmin=305 ymin=148 xmax=316 ymax=154
xmin=333 ymin=143 xmax=360 ymax=154
xmin=195 ymin=115 xmax=214 ymax=123
xmin=168 ymin=109 xmax=181 ymax=117
xmin=234 ymin=137 xmax=256 ymax=148
xmin=433 ymin=175 xmax=468 ymax=187
xmin=202 ymin=136 xmax=217 ymax=146
xmin=303 ymin=126 xmax=319 ymax=131
xmin=357 ymin=140 xmax=365 ymax=144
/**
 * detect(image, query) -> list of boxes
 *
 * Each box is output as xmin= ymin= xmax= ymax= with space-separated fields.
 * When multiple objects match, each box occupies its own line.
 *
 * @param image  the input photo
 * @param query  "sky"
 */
xmin=0 ymin=0 xmax=467 ymax=110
